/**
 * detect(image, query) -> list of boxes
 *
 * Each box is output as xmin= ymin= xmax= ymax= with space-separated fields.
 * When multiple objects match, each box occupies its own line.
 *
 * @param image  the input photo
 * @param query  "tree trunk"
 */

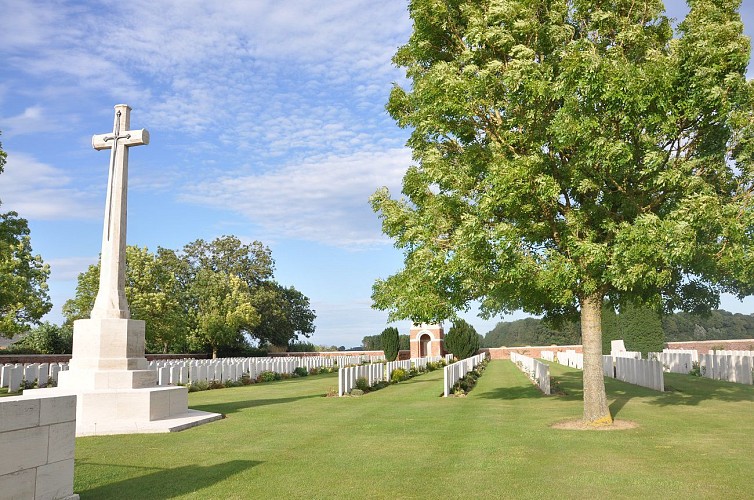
xmin=580 ymin=293 xmax=613 ymax=425
xmin=163 ymin=342 xmax=168 ymax=354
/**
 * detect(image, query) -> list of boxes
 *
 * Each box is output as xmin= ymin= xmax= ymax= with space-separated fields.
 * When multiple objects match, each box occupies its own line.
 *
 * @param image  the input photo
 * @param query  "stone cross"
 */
xmin=90 ymin=104 xmax=149 ymax=319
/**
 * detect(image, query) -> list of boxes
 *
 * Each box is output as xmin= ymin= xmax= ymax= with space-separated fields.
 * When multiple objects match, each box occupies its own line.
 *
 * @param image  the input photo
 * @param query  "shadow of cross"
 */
xmin=78 ymin=459 xmax=261 ymax=499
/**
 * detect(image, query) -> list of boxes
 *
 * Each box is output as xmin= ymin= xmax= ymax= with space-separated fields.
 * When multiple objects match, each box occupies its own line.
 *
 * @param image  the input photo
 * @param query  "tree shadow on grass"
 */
xmin=78 ymin=459 xmax=260 ymax=499
xmin=645 ymin=373 xmax=754 ymax=408
xmin=191 ymin=394 xmax=322 ymax=415
xmin=550 ymin=366 xmax=754 ymax=417
xmin=473 ymin=385 xmax=547 ymax=400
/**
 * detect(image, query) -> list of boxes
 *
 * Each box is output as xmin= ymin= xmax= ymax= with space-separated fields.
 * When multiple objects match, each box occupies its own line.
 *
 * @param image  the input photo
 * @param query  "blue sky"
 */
xmin=1 ymin=1 xmax=753 ymax=348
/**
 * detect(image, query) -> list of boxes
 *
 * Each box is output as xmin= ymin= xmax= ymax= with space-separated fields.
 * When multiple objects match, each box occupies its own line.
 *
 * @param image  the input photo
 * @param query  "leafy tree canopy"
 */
xmin=0 ymin=137 xmax=51 ymax=336
xmin=64 ymin=236 xmax=316 ymax=355
xmin=249 ymin=282 xmax=316 ymax=348
xmin=8 ymin=322 xmax=72 ymax=354
xmin=372 ymin=0 xmax=754 ymax=423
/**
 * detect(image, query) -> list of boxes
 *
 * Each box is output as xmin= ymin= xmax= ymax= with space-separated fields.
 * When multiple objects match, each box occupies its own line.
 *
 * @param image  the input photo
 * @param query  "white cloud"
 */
xmin=46 ymin=256 xmax=98 ymax=281
xmin=1 ymin=151 xmax=100 ymax=220
xmin=0 ymin=1 xmax=411 ymax=153
xmin=180 ymin=147 xmax=410 ymax=247
xmin=2 ymin=106 xmax=49 ymax=137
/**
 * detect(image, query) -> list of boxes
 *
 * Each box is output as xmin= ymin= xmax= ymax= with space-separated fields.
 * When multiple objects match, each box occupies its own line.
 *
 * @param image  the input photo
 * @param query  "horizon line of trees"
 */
xmin=482 ymin=308 xmax=754 ymax=352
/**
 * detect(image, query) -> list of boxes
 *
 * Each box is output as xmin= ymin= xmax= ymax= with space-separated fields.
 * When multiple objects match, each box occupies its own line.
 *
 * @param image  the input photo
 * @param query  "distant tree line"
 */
xmin=61 ymin=236 xmax=315 ymax=358
xmin=482 ymin=309 xmax=754 ymax=352
xmin=362 ymin=331 xmax=410 ymax=352
xmin=482 ymin=318 xmax=581 ymax=349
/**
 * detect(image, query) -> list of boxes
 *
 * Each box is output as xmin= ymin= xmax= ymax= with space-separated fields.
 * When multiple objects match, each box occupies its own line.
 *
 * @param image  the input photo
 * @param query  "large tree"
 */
xmin=63 ymin=246 xmax=189 ymax=353
xmin=65 ymin=236 xmax=315 ymax=355
xmin=372 ymin=0 xmax=754 ymax=424
xmin=248 ymin=282 xmax=316 ymax=348
xmin=181 ymin=236 xmax=274 ymax=288
xmin=0 ymin=137 xmax=51 ymax=335
xmin=190 ymin=270 xmax=259 ymax=359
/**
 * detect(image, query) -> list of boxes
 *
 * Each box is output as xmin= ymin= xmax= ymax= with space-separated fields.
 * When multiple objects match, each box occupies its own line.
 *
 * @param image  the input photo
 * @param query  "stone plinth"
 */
xmin=58 ymin=318 xmax=156 ymax=391
xmin=34 ymin=318 xmax=222 ymax=437
xmin=0 ymin=393 xmax=79 ymax=500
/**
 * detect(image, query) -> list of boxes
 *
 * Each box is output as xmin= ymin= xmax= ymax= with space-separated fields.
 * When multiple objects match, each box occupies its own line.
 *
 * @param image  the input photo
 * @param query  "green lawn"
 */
xmin=74 ymin=361 xmax=754 ymax=499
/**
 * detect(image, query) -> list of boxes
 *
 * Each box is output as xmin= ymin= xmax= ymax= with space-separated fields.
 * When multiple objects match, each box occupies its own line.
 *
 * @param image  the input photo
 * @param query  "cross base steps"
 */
xmin=24 ymin=386 xmax=223 ymax=436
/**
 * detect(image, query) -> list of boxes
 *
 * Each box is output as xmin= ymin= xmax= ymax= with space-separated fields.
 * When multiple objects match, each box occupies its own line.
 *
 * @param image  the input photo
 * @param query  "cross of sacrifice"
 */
xmin=89 ymin=104 xmax=149 ymax=320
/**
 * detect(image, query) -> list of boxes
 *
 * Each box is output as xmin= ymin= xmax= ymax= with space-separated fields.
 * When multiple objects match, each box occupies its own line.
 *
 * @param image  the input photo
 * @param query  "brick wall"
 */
xmin=480 ymin=345 xmax=583 ymax=360
xmin=665 ymin=339 xmax=754 ymax=355
xmin=0 ymin=393 xmax=78 ymax=499
xmin=0 ymin=353 xmax=208 ymax=364
xmin=479 ymin=338 xmax=754 ymax=359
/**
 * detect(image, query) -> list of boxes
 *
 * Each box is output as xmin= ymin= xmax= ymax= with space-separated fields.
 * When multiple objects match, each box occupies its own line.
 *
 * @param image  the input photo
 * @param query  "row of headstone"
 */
xmin=411 ymin=355 xmax=446 ymax=371
xmin=337 ymin=357 xmax=438 ymax=396
xmin=540 ymin=351 xmax=555 ymax=362
xmin=338 ymin=363 xmax=387 ymax=396
xmin=443 ymin=353 xmax=488 ymax=397
xmin=146 ymin=354 xmax=386 ymax=387
xmin=510 ymin=352 xmax=550 ymax=394
xmin=664 ymin=348 xmax=699 ymax=363
xmin=700 ymin=353 xmax=753 ymax=385
xmin=556 ymin=350 xmax=583 ymax=369
xmin=612 ymin=351 xmax=642 ymax=359
xmin=712 ymin=349 xmax=754 ymax=358
xmin=648 ymin=351 xmax=695 ymax=374
xmin=0 ymin=362 xmax=69 ymax=393
xmin=603 ymin=356 xmax=664 ymax=391
xmin=385 ymin=359 xmax=412 ymax=379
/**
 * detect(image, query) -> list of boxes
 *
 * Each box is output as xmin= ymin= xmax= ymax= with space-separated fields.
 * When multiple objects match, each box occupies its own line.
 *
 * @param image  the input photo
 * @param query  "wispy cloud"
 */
xmin=0 ymin=151 xmax=100 ymax=220
xmin=46 ymin=256 xmax=98 ymax=281
xmin=180 ymin=148 xmax=410 ymax=247
xmin=1 ymin=106 xmax=51 ymax=137
xmin=1 ymin=1 xmax=410 ymax=142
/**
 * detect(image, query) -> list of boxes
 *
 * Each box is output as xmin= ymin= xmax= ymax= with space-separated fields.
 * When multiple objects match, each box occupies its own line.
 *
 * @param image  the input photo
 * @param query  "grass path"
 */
xmin=74 ymin=361 xmax=754 ymax=499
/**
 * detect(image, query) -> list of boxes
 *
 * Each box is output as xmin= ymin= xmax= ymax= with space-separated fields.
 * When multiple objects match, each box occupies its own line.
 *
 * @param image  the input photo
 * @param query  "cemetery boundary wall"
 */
xmin=665 ymin=339 xmax=754 ymax=354
xmin=480 ymin=345 xmax=583 ymax=360
xmin=0 ymin=353 xmax=209 ymax=364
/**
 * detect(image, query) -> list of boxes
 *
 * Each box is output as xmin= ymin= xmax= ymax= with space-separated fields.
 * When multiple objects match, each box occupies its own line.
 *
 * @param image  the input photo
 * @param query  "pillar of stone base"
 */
xmin=32 ymin=318 xmax=222 ymax=437
xmin=57 ymin=318 xmax=155 ymax=390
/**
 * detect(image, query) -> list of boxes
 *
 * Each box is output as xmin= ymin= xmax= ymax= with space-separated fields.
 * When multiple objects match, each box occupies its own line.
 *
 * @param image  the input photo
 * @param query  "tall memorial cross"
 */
xmin=90 ymin=104 xmax=149 ymax=319
xmin=46 ymin=104 xmax=222 ymax=436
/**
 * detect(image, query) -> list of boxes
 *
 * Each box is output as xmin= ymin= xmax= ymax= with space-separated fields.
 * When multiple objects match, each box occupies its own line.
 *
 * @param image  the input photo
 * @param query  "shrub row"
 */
xmin=348 ymin=359 xmax=448 ymax=396
xmin=449 ymin=358 xmax=489 ymax=397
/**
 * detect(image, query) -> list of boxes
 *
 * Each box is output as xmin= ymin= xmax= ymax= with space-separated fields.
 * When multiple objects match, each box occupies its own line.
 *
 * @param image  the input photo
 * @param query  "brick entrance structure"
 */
xmin=409 ymin=323 xmax=445 ymax=359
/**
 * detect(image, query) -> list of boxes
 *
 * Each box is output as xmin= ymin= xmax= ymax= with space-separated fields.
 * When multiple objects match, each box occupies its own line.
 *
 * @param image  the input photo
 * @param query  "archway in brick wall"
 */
xmin=419 ymin=334 xmax=431 ymax=358
xmin=409 ymin=323 xmax=445 ymax=359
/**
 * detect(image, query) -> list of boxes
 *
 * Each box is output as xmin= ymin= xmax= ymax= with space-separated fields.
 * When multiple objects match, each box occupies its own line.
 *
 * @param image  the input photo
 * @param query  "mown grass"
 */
xmin=74 ymin=361 xmax=754 ymax=499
